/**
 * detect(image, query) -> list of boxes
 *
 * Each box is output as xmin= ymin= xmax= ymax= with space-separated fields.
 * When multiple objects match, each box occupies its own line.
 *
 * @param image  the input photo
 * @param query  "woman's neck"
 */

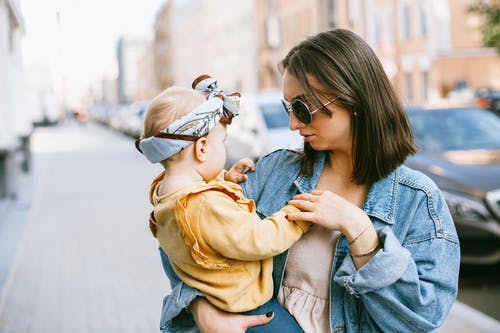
xmin=318 ymin=150 xmax=369 ymax=207
xmin=327 ymin=150 xmax=354 ymax=180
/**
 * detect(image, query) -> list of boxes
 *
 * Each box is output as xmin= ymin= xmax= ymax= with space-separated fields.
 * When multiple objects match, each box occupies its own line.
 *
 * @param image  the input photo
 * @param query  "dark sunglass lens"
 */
xmin=292 ymin=100 xmax=311 ymax=124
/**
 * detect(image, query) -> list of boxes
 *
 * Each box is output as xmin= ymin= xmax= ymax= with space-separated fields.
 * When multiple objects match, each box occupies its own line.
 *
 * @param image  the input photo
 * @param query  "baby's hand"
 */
xmin=225 ymin=158 xmax=255 ymax=183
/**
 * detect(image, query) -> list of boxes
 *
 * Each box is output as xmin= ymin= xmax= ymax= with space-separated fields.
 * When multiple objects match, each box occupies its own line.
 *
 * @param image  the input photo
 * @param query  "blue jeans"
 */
xmin=243 ymin=298 xmax=303 ymax=333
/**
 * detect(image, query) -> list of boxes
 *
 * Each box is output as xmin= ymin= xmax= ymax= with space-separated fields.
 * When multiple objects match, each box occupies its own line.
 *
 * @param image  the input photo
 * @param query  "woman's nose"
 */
xmin=289 ymin=112 xmax=305 ymax=130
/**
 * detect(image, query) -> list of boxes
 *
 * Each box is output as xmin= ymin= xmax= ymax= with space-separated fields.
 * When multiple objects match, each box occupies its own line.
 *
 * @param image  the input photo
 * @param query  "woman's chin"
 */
xmin=308 ymin=142 xmax=324 ymax=151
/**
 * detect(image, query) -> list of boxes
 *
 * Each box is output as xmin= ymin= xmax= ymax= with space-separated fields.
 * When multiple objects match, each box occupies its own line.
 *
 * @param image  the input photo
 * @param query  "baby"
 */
xmin=136 ymin=75 xmax=308 ymax=332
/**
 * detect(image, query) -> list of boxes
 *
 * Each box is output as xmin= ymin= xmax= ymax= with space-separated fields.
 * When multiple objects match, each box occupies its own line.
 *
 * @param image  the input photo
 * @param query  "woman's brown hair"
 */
xmin=280 ymin=29 xmax=418 ymax=185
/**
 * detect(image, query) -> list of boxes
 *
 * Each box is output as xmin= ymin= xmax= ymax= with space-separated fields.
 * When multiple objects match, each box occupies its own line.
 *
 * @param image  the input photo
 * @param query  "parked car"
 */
xmin=475 ymin=89 xmax=500 ymax=117
xmin=405 ymin=107 xmax=500 ymax=264
xmin=91 ymin=101 xmax=149 ymax=138
xmin=118 ymin=101 xmax=149 ymax=138
xmin=225 ymin=93 xmax=302 ymax=166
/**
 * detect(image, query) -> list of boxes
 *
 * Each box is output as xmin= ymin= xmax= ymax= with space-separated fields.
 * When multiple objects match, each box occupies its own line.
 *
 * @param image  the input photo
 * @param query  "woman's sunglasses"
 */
xmin=281 ymin=96 xmax=340 ymax=124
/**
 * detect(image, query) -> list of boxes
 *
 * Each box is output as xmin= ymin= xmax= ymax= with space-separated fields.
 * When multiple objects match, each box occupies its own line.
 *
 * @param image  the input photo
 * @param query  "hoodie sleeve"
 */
xmin=180 ymin=189 xmax=309 ymax=263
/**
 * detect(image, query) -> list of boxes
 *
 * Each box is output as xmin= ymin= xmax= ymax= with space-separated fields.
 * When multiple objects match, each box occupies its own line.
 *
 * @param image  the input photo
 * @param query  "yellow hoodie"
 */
xmin=148 ymin=171 xmax=310 ymax=312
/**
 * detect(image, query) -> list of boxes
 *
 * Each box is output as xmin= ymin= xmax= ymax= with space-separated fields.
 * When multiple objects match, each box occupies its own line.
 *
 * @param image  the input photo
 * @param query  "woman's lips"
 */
xmin=301 ymin=134 xmax=314 ymax=142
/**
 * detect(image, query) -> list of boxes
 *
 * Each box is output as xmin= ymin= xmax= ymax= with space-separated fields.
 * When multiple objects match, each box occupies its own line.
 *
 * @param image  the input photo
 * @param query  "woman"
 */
xmin=157 ymin=29 xmax=460 ymax=333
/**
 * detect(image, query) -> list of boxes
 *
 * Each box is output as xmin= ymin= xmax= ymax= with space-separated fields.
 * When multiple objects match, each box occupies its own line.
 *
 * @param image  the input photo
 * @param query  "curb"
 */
xmin=440 ymin=301 xmax=500 ymax=332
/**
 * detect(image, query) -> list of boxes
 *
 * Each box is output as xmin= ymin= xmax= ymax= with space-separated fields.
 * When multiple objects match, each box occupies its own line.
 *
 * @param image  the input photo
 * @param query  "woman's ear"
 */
xmin=193 ymin=137 xmax=208 ymax=162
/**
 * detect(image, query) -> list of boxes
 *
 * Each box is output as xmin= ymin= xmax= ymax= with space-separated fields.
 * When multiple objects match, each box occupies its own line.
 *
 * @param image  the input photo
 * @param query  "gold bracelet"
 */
xmin=350 ymin=242 xmax=381 ymax=258
xmin=348 ymin=223 xmax=372 ymax=245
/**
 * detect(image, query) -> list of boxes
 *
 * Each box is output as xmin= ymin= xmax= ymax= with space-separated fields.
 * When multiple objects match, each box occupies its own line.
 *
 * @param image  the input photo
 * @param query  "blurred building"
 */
xmin=431 ymin=0 xmax=500 ymax=97
xmin=257 ymin=0 xmax=500 ymax=105
xmin=148 ymin=0 xmax=499 ymax=106
xmin=0 ymin=0 xmax=30 ymax=199
xmin=255 ymin=0 xmax=329 ymax=91
xmin=101 ymin=75 xmax=118 ymax=105
xmin=151 ymin=0 xmax=322 ymax=93
xmin=152 ymin=0 xmax=260 ymax=92
xmin=136 ymin=42 xmax=160 ymax=101
xmin=20 ymin=7 xmax=63 ymax=126
xmin=116 ymin=36 xmax=150 ymax=103
xmin=24 ymin=61 xmax=63 ymax=125
xmin=354 ymin=0 xmax=500 ymax=105
xmin=153 ymin=1 xmax=174 ymax=91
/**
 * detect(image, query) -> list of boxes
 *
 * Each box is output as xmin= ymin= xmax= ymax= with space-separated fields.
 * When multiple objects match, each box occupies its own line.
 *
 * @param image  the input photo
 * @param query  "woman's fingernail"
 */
xmin=266 ymin=311 xmax=273 ymax=318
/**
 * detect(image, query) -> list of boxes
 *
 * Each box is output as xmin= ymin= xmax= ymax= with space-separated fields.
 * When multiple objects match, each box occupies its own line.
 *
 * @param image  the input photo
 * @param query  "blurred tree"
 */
xmin=469 ymin=1 xmax=500 ymax=54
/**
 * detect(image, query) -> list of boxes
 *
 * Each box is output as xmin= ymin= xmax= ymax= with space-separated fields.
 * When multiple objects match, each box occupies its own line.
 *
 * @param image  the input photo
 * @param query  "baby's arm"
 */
xmin=225 ymin=158 xmax=255 ymax=183
xmin=185 ymin=191 xmax=309 ymax=261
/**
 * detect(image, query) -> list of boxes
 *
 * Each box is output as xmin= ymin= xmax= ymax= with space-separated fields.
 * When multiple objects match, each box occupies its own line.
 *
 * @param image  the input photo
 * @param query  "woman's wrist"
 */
xmin=348 ymin=229 xmax=378 ymax=252
xmin=342 ymin=211 xmax=372 ymax=241
xmin=346 ymin=217 xmax=380 ymax=266
xmin=340 ymin=212 xmax=380 ymax=263
xmin=347 ymin=223 xmax=371 ymax=245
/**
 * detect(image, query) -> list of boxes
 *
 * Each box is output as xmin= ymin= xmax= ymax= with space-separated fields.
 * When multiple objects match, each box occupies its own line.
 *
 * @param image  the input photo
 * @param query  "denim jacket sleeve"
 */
xmin=158 ymin=247 xmax=202 ymax=332
xmin=333 ymin=175 xmax=460 ymax=332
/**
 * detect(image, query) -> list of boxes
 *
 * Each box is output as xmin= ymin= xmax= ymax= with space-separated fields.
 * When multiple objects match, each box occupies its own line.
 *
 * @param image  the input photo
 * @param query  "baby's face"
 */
xmin=203 ymin=123 xmax=227 ymax=181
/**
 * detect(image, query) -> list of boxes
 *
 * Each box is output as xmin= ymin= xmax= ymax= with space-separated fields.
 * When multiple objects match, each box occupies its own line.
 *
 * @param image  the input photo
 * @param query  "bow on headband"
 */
xmin=192 ymin=74 xmax=241 ymax=124
xmin=135 ymin=75 xmax=241 ymax=163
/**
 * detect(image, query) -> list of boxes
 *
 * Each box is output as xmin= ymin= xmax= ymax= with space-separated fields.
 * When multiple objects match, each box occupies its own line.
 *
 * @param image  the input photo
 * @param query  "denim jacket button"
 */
xmin=346 ymin=285 xmax=355 ymax=294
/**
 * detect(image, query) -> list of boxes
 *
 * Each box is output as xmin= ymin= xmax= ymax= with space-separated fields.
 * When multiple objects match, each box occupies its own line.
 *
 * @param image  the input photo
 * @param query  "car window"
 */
xmin=408 ymin=109 xmax=500 ymax=152
xmin=259 ymin=103 xmax=290 ymax=129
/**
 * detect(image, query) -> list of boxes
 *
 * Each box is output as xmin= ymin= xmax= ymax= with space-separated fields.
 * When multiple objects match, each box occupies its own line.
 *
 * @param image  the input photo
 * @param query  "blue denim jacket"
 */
xmin=158 ymin=149 xmax=460 ymax=333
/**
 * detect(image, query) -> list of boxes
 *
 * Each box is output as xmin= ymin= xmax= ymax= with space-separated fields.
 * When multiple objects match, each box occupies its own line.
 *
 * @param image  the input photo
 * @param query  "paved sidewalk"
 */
xmin=0 ymin=123 xmax=167 ymax=333
xmin=0 ymin=122 xmax=499 ymax=332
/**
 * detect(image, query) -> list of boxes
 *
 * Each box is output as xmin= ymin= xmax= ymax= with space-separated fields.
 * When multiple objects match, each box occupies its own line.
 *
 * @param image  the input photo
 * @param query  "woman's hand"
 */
xmin=225 ymin=158 xmax=255 ymax=183
xmin=286 ymin=190 xmax=370 ymax=235
xmin=287 ymin=190 xmax=380 ymax=268
xmin=191 ymin=297 xmax=273 ymax=333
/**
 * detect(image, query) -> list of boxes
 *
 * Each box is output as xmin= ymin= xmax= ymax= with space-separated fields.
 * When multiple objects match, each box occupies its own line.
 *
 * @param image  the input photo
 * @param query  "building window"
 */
xmin=419 ymin=0 xmax=427 ymax=36
xmin=348 ymin=0 xmax=360 ymax=26
xmin=7 ymin=11 xmax=14 ymax=52
xmin=422 ymin=71 xmax=429 ymax=101
xmin=401 ymin=0 xmax=411 ymax=40
xmin=386 ymin=7 xmax=394 ymax=44
xmin=374 ymin=11 xmax=382 ymax=47
xmin=404 ymin=72 xmax=413 ymax=101
xmin=327 ymin=0 xmax=336 ymax=27
xmin=266 ymin=16 xmax=281 ymax=48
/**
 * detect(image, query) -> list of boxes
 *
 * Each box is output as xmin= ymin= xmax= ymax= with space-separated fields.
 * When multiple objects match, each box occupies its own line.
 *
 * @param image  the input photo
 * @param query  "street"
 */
xmin=458 ymin=263 xmax=500 ymax=320
xmin=0 ymin=122 xmax=499 ymax=333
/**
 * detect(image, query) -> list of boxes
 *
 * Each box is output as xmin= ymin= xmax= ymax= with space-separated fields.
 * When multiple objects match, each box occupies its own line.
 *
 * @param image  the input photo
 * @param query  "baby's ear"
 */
xmin=194 ymin=137 xmax=208 ymax=162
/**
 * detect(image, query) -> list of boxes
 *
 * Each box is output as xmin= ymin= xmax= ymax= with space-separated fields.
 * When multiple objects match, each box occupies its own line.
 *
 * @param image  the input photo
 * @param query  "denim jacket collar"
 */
xmin=293 ymin=151 xmax=396 ymax=225
xmin=363 ymin=169 xmax=397 ymax=225
xmin=293 ymin=152 xmax=326 ymax=195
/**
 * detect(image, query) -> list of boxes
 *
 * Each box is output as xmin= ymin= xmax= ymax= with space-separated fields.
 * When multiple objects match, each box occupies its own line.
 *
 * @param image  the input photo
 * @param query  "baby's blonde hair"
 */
xmin=143 ymin=86 xmax=206 ymax=138
xmin=143 ymin=86 xmax=206 ymax=166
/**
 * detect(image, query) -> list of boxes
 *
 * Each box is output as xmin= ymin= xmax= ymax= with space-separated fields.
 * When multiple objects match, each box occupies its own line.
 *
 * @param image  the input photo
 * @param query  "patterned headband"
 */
xmin=135 ymin=75 xmax=241 ymax=163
